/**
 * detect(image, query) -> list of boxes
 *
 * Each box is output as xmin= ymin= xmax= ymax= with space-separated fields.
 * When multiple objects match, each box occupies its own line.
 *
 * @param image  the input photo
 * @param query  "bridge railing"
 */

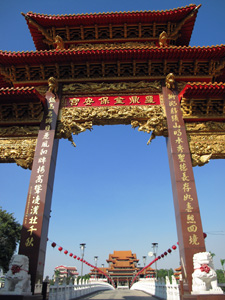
xmin=49 ymin=280 xmax=114 ymax=300
xmin=131 ymin=277 xmax=180 ymax=300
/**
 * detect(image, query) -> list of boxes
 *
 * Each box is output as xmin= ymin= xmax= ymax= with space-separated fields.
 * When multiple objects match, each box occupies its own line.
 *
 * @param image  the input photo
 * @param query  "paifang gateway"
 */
xmin=0 ymin=4 xmax=225 ymax=299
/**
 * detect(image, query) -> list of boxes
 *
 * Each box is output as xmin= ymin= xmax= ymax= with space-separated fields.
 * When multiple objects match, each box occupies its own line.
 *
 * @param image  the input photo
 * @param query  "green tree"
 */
xmin=220 ymin=259 xmax=225 ymax=280
xmin=157 ymin=269 xmax=174 ymax=280
xmin=220 ymin=259 xmax=225 ymax=272
xmin=0 ymin=207 xmax=21 ymax=272
xmin=54 ymin=269 xmax=60 ymax=278
xmin=216 ymin=270 xmax=225 ymax=284
xmin=83 ymin=274 xmax=91 ymax=282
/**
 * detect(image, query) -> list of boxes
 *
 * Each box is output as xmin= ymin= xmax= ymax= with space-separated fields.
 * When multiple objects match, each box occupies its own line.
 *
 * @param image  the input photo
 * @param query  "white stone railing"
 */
xmin=49 ymin=280 xmax=114 ymax=300
xmin=131 ymin=276 xmax=180 ymax=300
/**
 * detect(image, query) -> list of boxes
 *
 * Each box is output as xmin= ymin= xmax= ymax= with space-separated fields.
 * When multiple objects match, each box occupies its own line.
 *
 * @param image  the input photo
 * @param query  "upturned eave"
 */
xmin=179 ymin=82 xmax=225 ymax=100
xmin=23 ymin=4 xmax=198 ymax=50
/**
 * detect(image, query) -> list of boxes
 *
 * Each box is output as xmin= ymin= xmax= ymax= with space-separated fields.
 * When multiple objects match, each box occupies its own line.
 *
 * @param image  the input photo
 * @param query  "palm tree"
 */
xmin=220 ymin=259 xmax=225 ymax=275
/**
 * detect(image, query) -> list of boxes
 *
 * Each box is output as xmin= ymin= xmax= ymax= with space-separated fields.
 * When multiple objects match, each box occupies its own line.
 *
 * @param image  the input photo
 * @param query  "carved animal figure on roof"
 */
xmin=48 ymin=77 xmax=58 ymax=94
xmin=192 ymin=252 xmax=223 ymax=294
xmin=54 ymin=35 xmax=64 ymax=50
xmin=165 ymin=73 xmax=175 ymax=90
xmin=0 ymin=254 xmax=32 ymax=295
xmin=159 ymin=31 xmax=168 ymax=47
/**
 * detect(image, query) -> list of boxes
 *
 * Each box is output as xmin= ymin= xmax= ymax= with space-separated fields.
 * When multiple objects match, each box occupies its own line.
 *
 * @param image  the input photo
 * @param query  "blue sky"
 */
xmin=1 ymin=0 xmax=225 ymax=278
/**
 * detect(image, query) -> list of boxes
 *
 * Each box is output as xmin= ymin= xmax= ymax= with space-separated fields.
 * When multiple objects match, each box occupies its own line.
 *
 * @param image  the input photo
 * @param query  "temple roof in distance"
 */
xmin=23 ymin=4 xmax=199 ymax=51
xmin=55 ymin=265 xmax=78 ymax=271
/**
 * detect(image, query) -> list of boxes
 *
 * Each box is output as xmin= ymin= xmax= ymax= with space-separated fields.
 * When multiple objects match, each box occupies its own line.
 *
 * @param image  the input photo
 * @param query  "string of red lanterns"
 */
xmin=130 ymin=232 xmax=207 ymax=287
xmin=49 ymin=239 xmax=115 ymax=288
xmin=130 ymin=243 xmax=178 ymax=287
xmin=50 ymin=233 xmax=207 ymax=289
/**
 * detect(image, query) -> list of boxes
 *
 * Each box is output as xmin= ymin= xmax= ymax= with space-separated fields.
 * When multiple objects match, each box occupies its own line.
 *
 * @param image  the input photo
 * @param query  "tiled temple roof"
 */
xmin=1 ymin=45 xmax=224 ymax=65
xmin=179 ymin=82 xmax=225 ymax=100
xmin=0 ymin=86 xmax=45 ymax=104
xmin=23 ymin=4 xmax=198 ymax=50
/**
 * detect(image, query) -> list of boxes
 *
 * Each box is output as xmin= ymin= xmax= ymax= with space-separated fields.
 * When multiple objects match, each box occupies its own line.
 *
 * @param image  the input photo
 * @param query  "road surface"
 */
xmin=78 ymin=289 xmax=158 ymax=299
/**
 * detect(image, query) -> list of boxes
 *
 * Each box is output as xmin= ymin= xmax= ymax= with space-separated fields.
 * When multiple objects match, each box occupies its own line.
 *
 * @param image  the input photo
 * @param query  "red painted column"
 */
xmin=19 ymin=91 xmax=60 ymax=294
xmin=163 ymin=86 xmax=206 ymax=295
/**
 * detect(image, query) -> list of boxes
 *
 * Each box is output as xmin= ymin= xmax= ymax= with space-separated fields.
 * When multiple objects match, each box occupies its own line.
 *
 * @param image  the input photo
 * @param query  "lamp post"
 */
xmin=80 ymin=243 xmax=86 ymax=278
xmin=152 ymin=243 xmax=158 ymax=279
xmin=143 ymin=256 xmax=146 ymax=278
xmin=94 ymin=256 xmax=98 ymax=280
xmin=101 ymin=264 xmax=104 ymax=279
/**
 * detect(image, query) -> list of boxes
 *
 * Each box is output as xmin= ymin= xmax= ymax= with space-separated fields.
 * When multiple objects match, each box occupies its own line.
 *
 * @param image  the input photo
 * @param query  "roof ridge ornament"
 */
xmin=54 ymin=36 xmax=65 ymax=50
xmin=159 ymin=31 xmax=168 ymax=47
xmin=48 ymin=77 xmax=58 ymax=94
xmin=165 ymin=73 xmax=176 ymax=90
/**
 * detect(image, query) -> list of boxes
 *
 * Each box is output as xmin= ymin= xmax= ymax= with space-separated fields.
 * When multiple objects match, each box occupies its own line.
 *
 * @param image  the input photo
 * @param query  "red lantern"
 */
xmin=80 ymin=259 xmax=83 ymax=262
xmin=77 ymin=257 xmax=80 ymax=260
xmin=64 ymin=250 xmax=68 ymax=255
xmin=164 ymin=251 xmax=167 ymax=256
xmin=168 ymin=248 xmax=172 ymax=253
xmin=73 ymin=255 xmax=77 ymax=259
xmin=172 ymin=245 xmax=177 ymax=250
xmin=69 ymin=253 xmax=73 ymax=257
xmin=58 ymin=246 xmax=63 ymax=251
xmin=161 ymin=254 xmax=164 ymax=258
xmin=51 ymin=242 xmax=56 ymax=248
xmin=203 ymin=232 xmax=207 ymax=239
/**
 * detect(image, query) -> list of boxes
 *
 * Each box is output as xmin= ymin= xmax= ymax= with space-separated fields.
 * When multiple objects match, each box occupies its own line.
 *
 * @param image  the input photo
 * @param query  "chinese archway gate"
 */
xmin=0 ymin=4 xmax=225 ymax=300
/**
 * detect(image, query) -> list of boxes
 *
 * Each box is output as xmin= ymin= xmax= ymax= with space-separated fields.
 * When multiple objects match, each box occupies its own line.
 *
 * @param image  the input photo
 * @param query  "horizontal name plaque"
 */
xmin=65 ymin=94 xmax=160 ymax=107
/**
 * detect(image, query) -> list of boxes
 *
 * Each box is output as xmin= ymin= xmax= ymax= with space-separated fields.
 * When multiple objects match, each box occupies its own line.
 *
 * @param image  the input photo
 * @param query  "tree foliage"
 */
xmin=157 ymin=268 xmax=174 ymax=280
xmin=220 ymin=259 xmax=225 ymax=272
xmin=216 ymin=269 xmax=225 ymax=283
xmin=0 ymin=207 xmax=21 ymax=272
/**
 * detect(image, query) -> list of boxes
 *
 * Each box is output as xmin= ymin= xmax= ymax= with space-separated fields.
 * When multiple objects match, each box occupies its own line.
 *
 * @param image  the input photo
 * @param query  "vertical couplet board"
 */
xmin=19 ymin=91 xmax=60 ymax=294
xmin=162 ymin=87 xmax=206 ymax=294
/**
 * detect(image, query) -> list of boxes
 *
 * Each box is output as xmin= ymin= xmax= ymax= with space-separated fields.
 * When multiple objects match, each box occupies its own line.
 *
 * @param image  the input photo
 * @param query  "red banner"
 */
xmin=65 ymin=94 xmax=160 ymax=107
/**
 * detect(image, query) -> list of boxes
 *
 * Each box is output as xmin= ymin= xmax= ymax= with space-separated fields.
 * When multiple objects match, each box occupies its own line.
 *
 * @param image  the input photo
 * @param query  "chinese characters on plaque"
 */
xmin=65 ymin=94 xmax=160 ymax=107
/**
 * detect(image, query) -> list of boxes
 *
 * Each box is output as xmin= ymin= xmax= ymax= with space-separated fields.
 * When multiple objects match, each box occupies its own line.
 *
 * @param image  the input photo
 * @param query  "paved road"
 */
xmin=79 ymin=289 xmax=158 ymax=299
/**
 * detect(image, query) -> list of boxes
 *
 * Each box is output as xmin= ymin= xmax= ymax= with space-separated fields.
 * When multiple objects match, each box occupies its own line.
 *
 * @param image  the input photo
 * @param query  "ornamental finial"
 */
xmin=48 ymin=77 xmax=58 ymax=94
xmin=165 ymin=73 xmax=175 ymax=90
xmin=159 ymin=31 xmax=168 ymax=47
xmin=54 ymin=35 xmax=65 ymax=50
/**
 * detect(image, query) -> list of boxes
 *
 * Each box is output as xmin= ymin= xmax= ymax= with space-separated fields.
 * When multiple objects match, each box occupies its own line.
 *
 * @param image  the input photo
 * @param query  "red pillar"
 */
xmin=19 ymin=91 xmax=60 ymax=294
xmin=163 ymin=86 xmax=206 ymax=295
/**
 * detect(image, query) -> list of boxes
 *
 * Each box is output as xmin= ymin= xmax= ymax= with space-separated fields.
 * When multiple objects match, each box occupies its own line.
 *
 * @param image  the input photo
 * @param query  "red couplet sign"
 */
xmin=65 ymin=94 xmax=160 ymax=107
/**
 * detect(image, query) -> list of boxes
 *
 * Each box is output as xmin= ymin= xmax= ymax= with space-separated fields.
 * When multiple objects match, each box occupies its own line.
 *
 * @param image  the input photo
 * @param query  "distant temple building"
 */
xmin=106 ymin=250 xmax=139 ymax=287
xmin=54 ymin=265 xmax=78 ymax=280
xmin=138 ymin=266 xmax=155 ymax=278
xmin=89 ymin=250 xmax=155 ymax=286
